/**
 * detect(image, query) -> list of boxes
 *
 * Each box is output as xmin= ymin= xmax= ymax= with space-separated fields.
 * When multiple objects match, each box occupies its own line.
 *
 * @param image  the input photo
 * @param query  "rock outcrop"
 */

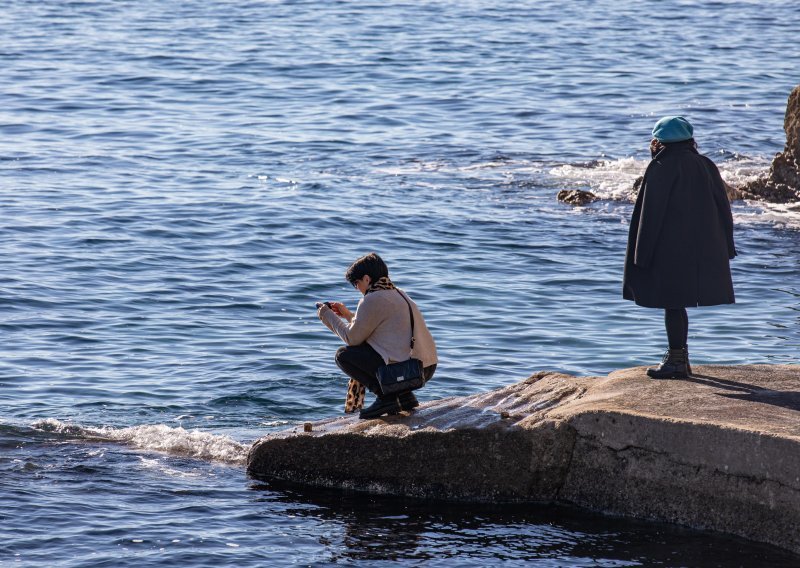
xmin=248 ymin=365 xmax=800 ymax=555
xmin=742 ymin=85 xmax=800 ymax=202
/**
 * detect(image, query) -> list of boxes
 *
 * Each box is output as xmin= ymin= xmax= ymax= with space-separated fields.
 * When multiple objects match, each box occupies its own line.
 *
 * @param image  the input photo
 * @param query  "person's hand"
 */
xmin=330 ymin=302 xmax=353 ymax=321
xmin=315 ymin=302 xmax=330 ymax=317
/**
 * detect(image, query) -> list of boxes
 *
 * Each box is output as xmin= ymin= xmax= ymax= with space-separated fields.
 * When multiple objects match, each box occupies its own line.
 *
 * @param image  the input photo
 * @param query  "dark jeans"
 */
xmin=335 ymin=343 xmax=436 ymax=395
xmin=665 ymin=308 xmax=688 ymax=349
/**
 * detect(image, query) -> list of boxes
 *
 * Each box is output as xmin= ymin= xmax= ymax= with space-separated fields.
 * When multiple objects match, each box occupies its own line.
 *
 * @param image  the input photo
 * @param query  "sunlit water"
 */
xmin=2 ymin=0 xmax=799 ymax=565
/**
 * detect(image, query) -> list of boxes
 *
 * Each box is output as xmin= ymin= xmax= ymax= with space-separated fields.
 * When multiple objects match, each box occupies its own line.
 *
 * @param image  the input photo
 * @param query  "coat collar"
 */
xmin=654 ymin=139 xmax=697 ymax=160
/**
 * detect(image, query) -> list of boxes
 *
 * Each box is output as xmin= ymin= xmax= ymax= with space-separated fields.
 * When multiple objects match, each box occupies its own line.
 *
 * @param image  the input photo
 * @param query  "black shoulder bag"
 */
xmin=375 ymin=291 xmax=424 ymax=395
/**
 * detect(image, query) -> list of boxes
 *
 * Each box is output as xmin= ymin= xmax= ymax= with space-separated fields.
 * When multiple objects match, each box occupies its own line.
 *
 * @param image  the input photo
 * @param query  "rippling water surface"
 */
xmin=2 ymin=1 xmax=800 ymax=565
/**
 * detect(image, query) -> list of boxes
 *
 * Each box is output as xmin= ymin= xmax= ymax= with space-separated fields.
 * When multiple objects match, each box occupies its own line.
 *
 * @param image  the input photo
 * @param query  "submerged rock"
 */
xmin=557 ymin=189 xmax=598 ymax=205
xmin=248 ymin=365 xmax=800 ymax=555
xmin=742 ymin=84 xmax=800 ymax=202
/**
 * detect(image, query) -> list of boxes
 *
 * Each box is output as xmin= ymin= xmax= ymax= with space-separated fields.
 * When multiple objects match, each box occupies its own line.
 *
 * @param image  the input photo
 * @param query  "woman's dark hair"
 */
xmin=345 ymin=252 xmax=389 ymax=286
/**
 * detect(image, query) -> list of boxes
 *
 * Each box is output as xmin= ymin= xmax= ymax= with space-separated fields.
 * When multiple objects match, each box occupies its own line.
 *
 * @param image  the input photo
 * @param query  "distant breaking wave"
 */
xmin=549 ymin=157 xmax=647 ymax=201
xmin=549 ymin=155 xmax=800 ymax=229
xmin=378 ymin=154 xmax=800 ymax=228
xmin=379 ymin=154 xmax=777 ymax=206
xmin=548 ymin=155 xmax=772 ymax=202
xmin=32 ymin=418 xmax=248 ymax=465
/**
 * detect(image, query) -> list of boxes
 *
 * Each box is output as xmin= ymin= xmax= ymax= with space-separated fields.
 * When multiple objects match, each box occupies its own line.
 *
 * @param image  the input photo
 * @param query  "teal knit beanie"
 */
xmin=652 ymin=116 xmax=694 ymax=143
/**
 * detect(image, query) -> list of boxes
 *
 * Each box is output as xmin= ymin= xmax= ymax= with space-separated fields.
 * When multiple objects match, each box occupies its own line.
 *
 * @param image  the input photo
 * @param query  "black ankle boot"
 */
xmin=398 ymin=391 xmax=419 ymax=412
xmin=359 ymin=394 xmax=401 ymax=419
xmin=647 ymin=348 xmax=690 ymax=379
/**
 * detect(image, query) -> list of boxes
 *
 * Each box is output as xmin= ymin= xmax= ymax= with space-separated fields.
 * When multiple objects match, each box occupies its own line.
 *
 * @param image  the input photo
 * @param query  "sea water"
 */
xmin=1 ymin=1 xmax=799 ymax=565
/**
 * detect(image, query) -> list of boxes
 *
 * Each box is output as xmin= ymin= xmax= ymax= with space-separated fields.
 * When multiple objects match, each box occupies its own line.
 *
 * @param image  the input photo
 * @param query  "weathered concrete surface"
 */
xmin=248 ymin=365 xmax=800 ymax=554
xmin=743 ymin=84 xmax=800 ymax=202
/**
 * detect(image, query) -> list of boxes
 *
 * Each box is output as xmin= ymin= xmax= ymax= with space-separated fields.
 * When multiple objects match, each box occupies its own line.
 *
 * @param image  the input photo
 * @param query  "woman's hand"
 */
xmin=330 ymin=302 xmax=353 ymax=321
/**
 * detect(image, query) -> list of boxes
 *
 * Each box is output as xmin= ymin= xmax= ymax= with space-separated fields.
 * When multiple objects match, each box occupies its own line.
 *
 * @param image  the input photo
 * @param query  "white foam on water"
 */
xmin=549 ymin=157 xmax=646 ymax=201
xmin=32 ymin=418 xmax=248 ymax=465
xmin=548 ymin=155 xmax=800 ymax=229
xmin=460 ymin=160 xmax=520 ymax=171
xmin=716 ymin=155 xmax=771 ymax=189
xmin=259 ymin=419 xmax=292 ymax=428
xmin=549 ymin=155 xmax=774 ymax=200
xmin=734 ymin=200 xmax=800 ymax=230
xmin=375 ymin=160 xmax=449 ymax=176
xmin=138 ymin=456 xmax=203 ymax=478
xmin=377 ymin=155 xmax=799 ymax=228
xmin=377 ymin=158 xmax=547 ymax=178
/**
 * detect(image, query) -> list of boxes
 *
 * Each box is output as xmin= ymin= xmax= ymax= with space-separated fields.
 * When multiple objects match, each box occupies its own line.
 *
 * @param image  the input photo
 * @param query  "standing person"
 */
xmin=623 ymin=116 xmax=736 ymax=378
xmin=317 ymin=252 xmax=438 ymax=418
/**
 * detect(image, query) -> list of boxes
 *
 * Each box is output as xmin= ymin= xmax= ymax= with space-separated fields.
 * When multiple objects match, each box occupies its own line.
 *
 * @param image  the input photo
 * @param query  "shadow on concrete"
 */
xmin=681 ymin=374 xmax=800 ymax=412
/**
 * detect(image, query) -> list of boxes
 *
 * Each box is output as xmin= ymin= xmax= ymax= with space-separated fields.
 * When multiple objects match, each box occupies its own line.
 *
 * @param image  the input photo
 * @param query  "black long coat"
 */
xmin=623 ymin=141 xmax=736 ymax=309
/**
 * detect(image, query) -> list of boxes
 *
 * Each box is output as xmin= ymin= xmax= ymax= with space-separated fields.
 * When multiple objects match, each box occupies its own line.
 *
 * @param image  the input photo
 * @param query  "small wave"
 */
xmin=549 ymin=157 xmax=646 ymax=201
xmin=716 ymin=155 xmax=772 ymax=189
xmin=733 ymin=201 xmax=800 ymax=230
xmin=548 ymin=156 xmax=800 ymax=228
xmin=31 ymin=418 xmax=248 ymax=465
xmin=549 ymin=155 xmax=774 ymax=201
xmin=138 ymin=456 xmax=203 ymax=478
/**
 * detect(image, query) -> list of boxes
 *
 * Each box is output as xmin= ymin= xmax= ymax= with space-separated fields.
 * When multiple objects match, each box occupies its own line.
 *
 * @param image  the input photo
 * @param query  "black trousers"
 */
xmin=335 ymin=343 xmax=436 ymax=395
xmin=664 ymin=308 xmax=688 ymax=349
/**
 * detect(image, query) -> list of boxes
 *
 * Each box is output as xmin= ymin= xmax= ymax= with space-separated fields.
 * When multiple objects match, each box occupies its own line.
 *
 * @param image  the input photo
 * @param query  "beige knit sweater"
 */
xmin=318 ymin=288 xmax=437 ymax=368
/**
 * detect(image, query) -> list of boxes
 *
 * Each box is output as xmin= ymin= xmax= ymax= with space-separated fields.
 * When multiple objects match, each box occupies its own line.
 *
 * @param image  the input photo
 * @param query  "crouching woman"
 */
xmin=317 ymin=252 xmax=437 ymax=419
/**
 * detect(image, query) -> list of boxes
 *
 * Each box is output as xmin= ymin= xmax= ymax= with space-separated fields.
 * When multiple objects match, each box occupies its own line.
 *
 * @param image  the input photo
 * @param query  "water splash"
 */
xmin=734 ymin=201 xmax=800 ymax=230
xmin=548 ymin=155 xmax=800 ymax=229
xmin=717 ymin=155 xmax=772 ymax=189
xmin=32 ymin=418 xmax=248 ymax=465
xmin=549 ymin=157 xmax=646 ymax=201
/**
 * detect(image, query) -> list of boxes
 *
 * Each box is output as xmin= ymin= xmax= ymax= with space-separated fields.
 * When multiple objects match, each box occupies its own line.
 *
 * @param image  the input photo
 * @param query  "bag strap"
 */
xmin=397 ymin=290 xmax=415 ymax=350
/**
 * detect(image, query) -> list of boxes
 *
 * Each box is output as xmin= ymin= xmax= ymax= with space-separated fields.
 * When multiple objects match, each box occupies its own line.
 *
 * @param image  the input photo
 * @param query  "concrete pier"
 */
xmin=248 ymin=365 xmax=800 ymax=555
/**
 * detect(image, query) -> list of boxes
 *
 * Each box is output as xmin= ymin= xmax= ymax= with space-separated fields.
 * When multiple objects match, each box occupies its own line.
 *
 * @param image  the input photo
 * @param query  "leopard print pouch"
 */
xmin=344 ymin=378 xmax=366 ymax=413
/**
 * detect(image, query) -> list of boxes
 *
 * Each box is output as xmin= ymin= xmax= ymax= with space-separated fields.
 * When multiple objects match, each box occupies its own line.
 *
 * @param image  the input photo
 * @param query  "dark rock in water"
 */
xmin=721 ymin=179 xmax=742 ymax=201
xmin=742 ymin=84 xmax=800 ymax=203
xmin=557 ymin=189 xmax=598 ymax=205
xmin=247 ymin=365 xmax=800 ymax=556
